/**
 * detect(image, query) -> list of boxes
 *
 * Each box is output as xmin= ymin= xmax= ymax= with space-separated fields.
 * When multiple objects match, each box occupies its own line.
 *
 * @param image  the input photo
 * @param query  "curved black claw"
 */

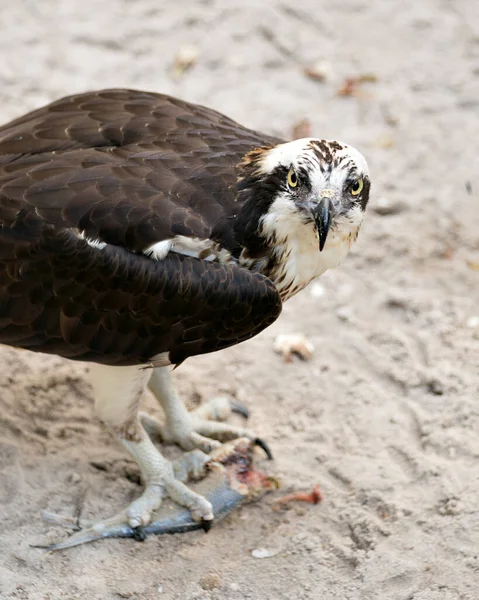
xmin=132 ymin=526 xmax=147 ymax=542
xmin=201 ymin=519 xmax=213 ymax=533
xmin=254 ymin=437 xmax=273 ymax=460
xmin=230 ymin=400 xmax=250 ymax=419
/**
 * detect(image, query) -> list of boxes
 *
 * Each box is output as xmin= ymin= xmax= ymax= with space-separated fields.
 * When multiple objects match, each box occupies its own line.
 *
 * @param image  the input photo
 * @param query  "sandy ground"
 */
xmin=0 ymin=1 xmax=478 ymax=598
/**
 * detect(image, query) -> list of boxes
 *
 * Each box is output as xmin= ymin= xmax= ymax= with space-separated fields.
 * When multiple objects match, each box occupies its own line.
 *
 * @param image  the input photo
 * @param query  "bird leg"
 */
xmin=93 ymin=364 xmax=215 ymax=523
xmin=143 ymin=367 xmax=272 ymax=458
xmin=36 ymin=364 xmax=274 ymax=551
xmin=42 ymin=364 xmax=215 ymax=549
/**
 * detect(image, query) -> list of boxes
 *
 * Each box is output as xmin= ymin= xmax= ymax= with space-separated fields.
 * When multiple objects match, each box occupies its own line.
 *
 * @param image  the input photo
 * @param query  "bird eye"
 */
xmin=350 ymin=178 xmax=363 ymax=196
xmin=287 ymin=169 xmax=298 ymax=188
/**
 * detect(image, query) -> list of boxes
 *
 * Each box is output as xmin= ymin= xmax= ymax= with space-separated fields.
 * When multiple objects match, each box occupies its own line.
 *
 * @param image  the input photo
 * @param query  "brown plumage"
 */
xmin=0 ymin=89 xmax=283 ymax=366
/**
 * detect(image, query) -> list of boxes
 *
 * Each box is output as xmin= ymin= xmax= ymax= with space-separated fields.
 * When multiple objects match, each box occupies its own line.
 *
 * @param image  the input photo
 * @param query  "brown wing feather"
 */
xmin=0 ymin=89 xmax=282 ymax=252
xmin=0 ymin=226 xmax=281 ymax=365
xmin=0 ymin=89 xmax=283 ymax=364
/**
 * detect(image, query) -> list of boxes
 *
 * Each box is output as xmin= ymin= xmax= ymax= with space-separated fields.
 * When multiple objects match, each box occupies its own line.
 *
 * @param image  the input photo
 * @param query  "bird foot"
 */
xmin=140 ymin=397 xmax=273 ymax=459
xmin=37 ymin=439 xmax=275 ymax=551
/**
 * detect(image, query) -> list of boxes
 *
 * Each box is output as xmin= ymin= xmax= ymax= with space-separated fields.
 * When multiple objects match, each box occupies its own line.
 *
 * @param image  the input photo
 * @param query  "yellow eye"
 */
xmin=350 ymin=178 xmax=363 ymax=196
xmin=287 ymin=169 xmax=298 ymax=188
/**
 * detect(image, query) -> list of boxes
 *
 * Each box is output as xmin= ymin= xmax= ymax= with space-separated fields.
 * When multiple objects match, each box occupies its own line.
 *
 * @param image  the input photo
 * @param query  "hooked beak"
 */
xmin=313 ymin=197 xmax=334 ymax=252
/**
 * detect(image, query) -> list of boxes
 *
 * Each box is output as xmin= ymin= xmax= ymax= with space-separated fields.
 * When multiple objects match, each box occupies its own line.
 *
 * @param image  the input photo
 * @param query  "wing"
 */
xmin=0 ymin=89 xmax=284 ymax=365
xmin=0 ymin=226 xmax=282 ymax=366
xmin=0 ymin=89 xmax=282 ymax=252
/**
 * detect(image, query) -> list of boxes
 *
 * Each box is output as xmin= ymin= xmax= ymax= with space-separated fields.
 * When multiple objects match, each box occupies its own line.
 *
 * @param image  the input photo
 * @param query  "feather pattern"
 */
xmin=0 ymin=89 xmax=283 ymax=365
xmin=0 ymin=88 xmax=281 ymax=251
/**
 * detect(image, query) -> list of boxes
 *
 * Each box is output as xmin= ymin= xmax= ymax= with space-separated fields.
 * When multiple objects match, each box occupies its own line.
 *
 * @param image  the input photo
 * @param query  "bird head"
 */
xmin=235 ymin=138 xmax=370 ymax=258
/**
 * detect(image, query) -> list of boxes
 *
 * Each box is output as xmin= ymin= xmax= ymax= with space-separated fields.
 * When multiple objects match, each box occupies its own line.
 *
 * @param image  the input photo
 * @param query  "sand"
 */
xmin=0 ymin=1 xmax=478 ymax=598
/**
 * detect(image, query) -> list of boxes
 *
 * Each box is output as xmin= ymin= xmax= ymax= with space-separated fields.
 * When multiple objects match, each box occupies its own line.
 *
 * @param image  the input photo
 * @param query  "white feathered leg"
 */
xmin=88 ymin=364 xmax=214 ymax=528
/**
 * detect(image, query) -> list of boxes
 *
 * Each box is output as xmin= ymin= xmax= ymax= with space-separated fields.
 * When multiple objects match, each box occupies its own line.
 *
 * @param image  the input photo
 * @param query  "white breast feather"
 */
xmin=261 ymin=195 xmax=363 ymax=299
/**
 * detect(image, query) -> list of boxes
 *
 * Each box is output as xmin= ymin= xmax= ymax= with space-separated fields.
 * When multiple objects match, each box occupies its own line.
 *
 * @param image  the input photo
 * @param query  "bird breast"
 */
xmin=254 ymin=196 xmax=357 ymax=302
xmin=266 ymin=226 xmax=351 ymax=301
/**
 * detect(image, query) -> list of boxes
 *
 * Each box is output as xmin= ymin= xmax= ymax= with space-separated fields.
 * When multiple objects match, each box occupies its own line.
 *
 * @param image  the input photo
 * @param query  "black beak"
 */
xmin=314 ymin=198 xmax=333 ymax=252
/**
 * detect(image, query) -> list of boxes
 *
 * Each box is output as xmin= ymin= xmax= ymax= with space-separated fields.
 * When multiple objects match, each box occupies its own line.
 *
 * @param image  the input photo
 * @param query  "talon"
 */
xmin=132 ymin=526 xmax=147 ymax=542
xmin=230 ymin=400 xmax=250 ymax=419
xmin=201 ymin=519 xmax=213 ymax=533
xmin=254 ymin=437 xmax=273 ymax=460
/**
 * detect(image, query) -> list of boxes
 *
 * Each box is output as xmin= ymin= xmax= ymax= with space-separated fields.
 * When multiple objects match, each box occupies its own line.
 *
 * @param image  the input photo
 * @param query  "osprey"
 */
xmin=0 ymin=89 xmax=370 ymax=547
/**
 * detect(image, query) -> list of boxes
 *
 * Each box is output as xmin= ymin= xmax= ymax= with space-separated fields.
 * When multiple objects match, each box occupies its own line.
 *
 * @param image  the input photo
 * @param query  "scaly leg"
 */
xmin=53 ymin=364 xmax=214 ymax=546
xmin=142 ymin=367 xmax=272 ymax=458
